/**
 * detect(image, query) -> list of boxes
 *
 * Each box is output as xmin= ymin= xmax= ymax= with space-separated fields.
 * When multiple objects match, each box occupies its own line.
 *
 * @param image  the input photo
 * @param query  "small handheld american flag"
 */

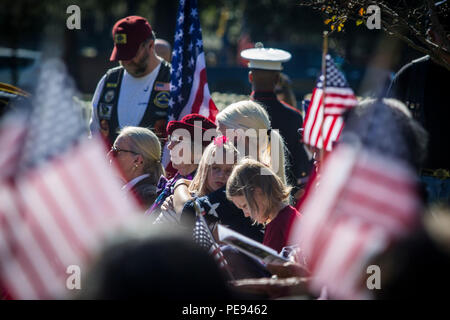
xmin=289 ymin=144 xmax=421 ymax=299
xmin=192 ymin=200 xmax=234 ymax=280
xmin=302 ymin=54 xmax=358 ymax=151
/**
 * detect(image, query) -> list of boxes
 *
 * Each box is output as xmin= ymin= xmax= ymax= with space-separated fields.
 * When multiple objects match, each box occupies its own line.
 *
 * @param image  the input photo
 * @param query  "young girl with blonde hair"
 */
xmin=157 ymin=138 xmax=239 ymax=224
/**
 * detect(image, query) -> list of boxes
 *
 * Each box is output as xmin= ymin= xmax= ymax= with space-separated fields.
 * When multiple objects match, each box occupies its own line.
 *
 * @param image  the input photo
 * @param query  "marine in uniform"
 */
xmin=240 ymin=44 xmax=312 ymax=192
xmin=90 ymin=16 xmax=171 ymax=146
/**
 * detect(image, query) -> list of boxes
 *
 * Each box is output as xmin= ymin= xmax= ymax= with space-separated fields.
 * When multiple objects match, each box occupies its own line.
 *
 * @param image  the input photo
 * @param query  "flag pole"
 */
xmin=319 ymin=31 xmax=329 ymax=167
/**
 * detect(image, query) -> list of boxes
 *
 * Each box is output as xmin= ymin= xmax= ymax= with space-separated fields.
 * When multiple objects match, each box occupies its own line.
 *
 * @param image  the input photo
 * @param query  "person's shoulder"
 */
xmin=105 ymin=65 xmax=123 ymax=76
xmin=396 ymin=55 xmax=430 ymax=77
xmin=161 ymin=59 xmax=171 ymax=68
xmin=95 ymin=66 xmax=124 ymax=87
xmin=280 ymin=100 xmax=302 ymax=117
xmin=132 ymin=182 xmax=158 ymax=207
xmin=159 ymin=59 xmax=172 ymax=73
xmin=268 ymin=205 xmax=299 ymax=234
xmin=279 ymin=205 xmax=300 ymax=220
xmin=289 ymin=205 xmax=301 ymax=217
xmin=206 ymin=186 xmax=227 ymax=199
xmin=411 ymin=55 xmax=430 ymax=65
xmin=132 ymin=179 xmax=157 ymax=195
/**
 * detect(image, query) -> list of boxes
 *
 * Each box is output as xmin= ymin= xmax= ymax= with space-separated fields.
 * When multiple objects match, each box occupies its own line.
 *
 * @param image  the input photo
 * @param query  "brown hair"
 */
xmin=226 ymin=158 xmax=291 ymax=223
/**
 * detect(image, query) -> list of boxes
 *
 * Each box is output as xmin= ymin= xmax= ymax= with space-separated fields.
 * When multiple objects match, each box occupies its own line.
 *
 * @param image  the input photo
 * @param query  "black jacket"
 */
xmin=251 ymin=91 xmax=312 ymax=186
xmin=180 ymin=187 xmax=265 ymax=243
xmin=130 ymin=176 xmax=158 ymax=209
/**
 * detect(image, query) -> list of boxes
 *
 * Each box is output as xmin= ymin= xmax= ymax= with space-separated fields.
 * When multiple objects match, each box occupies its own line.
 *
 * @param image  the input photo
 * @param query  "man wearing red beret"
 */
xmin=90 ymin=16 xmax=172 ymax=146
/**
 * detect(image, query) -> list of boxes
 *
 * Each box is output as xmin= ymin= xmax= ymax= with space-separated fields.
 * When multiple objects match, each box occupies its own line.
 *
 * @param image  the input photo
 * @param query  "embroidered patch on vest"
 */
xmin=98 ymin=103 xmax=113 ymax=120
xmin=154 ymin=82 xmax=170 ymax=91
xmin=104 ymin=90 xmax=115 ymax=103
xmin=154 ymin=91 xmax=170 ymax=109
xmin=106 ymin=83 xmax=118 ymax=88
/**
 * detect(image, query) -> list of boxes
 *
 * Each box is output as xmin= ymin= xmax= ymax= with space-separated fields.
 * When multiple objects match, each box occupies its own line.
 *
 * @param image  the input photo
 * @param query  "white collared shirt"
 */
xmin=122 ymin=174 xmax=150 ymax=193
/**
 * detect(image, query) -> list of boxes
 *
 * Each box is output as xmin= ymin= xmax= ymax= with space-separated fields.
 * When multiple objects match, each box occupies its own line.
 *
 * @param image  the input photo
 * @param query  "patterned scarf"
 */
xmin=145 ymin=171 xmax=195 ymax=217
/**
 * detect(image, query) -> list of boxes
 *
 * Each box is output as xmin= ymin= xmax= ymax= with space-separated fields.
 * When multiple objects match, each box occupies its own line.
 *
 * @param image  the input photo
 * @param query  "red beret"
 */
xmin=166 ymin=114 xmax=217 ymax=146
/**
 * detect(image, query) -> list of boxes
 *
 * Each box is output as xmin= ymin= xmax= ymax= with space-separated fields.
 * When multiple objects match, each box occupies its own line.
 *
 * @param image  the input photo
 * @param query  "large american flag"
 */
xmin=161 ymin=0 xmax=218 ymax=169
xmin=168 ymin=0 xmax=218 ymax=122
xmin=289 ymin=145 xmax=421 ymax=299
xmin=302 ymin=55 xmax=358 ymax=151
xmin=0 ymin=58 xmax=140 ymax=299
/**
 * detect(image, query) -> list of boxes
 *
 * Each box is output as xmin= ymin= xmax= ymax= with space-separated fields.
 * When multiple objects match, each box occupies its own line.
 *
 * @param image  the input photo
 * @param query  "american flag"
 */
xmin=0 ymin=58 xmax=140 ymax=299
xmin=289 ymin=145 xmax=421 ymax=299
xmin=168 ymin=0 xmax=218 ymax=122
xmin=161 ymin=0 xmax=218 ymax=169
xmin=302 ymin=55 xmax=358 ymax=151
xmin=192 ymin=201 xmax=233 ymax=279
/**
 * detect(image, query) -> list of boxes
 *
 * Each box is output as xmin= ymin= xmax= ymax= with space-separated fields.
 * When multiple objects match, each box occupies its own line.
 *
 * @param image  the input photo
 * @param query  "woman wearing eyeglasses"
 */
xmin=110 ymin=126 xmax=164 ymax=209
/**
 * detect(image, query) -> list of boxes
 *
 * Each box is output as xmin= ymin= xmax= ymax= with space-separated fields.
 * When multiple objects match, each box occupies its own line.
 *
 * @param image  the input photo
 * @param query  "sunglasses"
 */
xmin=109 ymin=146 xmax=140 ymax=158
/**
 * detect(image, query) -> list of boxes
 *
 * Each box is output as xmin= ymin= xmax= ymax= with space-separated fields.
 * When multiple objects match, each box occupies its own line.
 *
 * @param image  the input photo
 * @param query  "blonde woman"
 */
xmin=109 ymin=126 xmax=164 ymax=209
xmin=215 ymin=100 xmax=288 ymax=186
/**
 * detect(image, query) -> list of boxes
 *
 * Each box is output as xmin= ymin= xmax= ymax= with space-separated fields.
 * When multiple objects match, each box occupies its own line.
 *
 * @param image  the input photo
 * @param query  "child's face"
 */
xmin=231 ymin=188 xmax=268 ymax=224
xmin=207 ymin=163 xmax=234 ymax=192
xmin=230 ymin=195 xmax=252 ymax=218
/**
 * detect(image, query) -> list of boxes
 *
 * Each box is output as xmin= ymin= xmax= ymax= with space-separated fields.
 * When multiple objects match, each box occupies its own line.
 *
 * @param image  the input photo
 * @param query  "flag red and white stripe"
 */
xmin=0 ymin=113 xmax=28 ymax=179
xmin=175 ymin=52 xmax=217 ymax=121
xmin=0 ymin=58 xmax=144 ymax=299
xmin=289 ymin=145 xmax=420 ymax=299
xmin=0 ymin=137 xmax=140 ymax=299
xmin=302 ymin=55 xmax=358 ymax=151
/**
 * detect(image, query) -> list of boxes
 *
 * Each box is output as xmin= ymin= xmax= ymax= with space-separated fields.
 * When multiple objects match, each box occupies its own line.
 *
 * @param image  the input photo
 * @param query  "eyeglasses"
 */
xmin=109 ymin=146 xmax=140 ymax=158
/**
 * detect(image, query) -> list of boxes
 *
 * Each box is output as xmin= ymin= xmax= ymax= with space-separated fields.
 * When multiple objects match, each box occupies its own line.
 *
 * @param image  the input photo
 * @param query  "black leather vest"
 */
xmin=97 ymin=60 xmax=172 ymax=145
